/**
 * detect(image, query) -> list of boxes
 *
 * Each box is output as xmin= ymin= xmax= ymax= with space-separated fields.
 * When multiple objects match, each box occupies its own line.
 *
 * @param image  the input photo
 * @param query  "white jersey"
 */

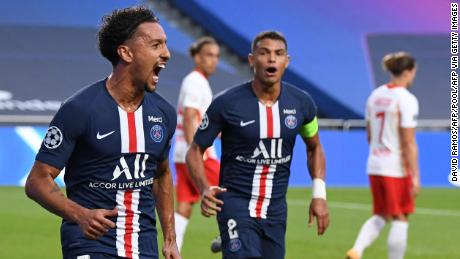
xmin=173 ymin=70 xmax=217 ymax=163
xmin=366 ymin=84 xmax=419 ymax=178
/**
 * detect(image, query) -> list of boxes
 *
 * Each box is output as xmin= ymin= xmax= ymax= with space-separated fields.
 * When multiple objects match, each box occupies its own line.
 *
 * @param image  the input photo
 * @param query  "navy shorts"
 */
xmin=218 ymin=216 xmax=286 ymax=259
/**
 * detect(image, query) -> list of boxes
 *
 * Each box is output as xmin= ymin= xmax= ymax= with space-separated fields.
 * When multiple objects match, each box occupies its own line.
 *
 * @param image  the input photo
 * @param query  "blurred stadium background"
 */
xmin=0 ymin=0 xmax=458 ymax=258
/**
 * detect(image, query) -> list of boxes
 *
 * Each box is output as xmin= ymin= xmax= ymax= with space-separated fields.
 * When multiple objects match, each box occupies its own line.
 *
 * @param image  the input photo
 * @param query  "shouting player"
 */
xmin=346 ymin=52 xmax=420 ymax=259
xmin=173 ymin=37 xmax=221 ymax=251
xmin=187 ymin=31 xmax=329 ymax=259
xmin=25 ymin=7 xmax=181 ymax=259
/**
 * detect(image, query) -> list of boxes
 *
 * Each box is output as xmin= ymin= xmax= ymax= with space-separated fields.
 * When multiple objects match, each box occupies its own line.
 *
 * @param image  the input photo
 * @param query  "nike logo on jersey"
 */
xmin=97 ymin=131 xmax=115 ymax=140
xmin=240 ymin=120 xmax=255 ymax=127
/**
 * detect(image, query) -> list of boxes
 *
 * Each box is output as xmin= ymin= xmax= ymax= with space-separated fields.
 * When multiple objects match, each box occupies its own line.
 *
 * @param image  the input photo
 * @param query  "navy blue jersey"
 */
xmin=36 ymin=79 xmax=176 ymax=259
xmin=194 ymin=81 xmax=317 ymax=222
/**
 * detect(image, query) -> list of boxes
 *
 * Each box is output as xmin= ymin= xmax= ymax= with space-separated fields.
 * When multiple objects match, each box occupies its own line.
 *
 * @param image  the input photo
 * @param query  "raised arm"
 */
xmin=153 ymin=158 xmax=181 ymax=259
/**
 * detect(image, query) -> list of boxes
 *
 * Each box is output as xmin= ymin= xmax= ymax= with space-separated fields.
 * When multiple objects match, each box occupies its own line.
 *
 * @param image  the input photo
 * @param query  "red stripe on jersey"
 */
xmin=255 ymin=165 xmax=270 ymax=217
xmin=127 ymin=112 xmax=137 ymax=153
xmin=124 ymin=190 xmax=134 ymax=258
xmin=266 ymin=106 xmax=273 ymax=138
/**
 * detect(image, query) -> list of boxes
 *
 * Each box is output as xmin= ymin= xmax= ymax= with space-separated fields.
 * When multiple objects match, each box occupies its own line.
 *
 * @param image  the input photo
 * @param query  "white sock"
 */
xmin=387 ymin=221 xmax=408 ymax=259
xmin=352 ymin=215 xmax=386 ymax=256
xmin=174 ymin=212 xmax=189 ymax=251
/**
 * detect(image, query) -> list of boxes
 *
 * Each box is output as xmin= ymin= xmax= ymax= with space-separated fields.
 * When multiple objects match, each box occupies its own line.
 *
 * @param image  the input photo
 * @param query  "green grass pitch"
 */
xmin=0 ymin=187 xmax=458 ymax=258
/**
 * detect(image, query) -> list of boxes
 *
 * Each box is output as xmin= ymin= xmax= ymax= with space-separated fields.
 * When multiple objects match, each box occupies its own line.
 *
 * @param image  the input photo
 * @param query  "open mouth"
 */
xmin=265 ymin=66 xmax=277 ymax=76
xmin=152 ymin=63 xmax=166 ymax=83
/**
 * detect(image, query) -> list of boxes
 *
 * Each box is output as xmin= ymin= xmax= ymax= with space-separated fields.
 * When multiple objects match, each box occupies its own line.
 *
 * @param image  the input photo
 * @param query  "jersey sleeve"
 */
xmin=181 ymin=77 xmax=202 ymax=110
xmin=193 ymin=96 xmax=224 ymax=149
xmin=35 ymin=101 xmax=87 ymax=170
xmin=159 ymin=106 xmax=177 ymax=161
xmin=301 ymin=92 xmax=318 ymax=125
xmin=399 ymin=94 xmax=419 ymax=128
xmin=299 ymin=92 xmax=319 ymax=138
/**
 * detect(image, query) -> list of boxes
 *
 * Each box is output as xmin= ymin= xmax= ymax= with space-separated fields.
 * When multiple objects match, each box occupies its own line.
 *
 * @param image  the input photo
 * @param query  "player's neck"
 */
xmin=389 ymin=78 xmax=408 ymax=88
xmin=106 ymin=71 xmax=145 ymax=113
xmin=251 ymin=79 xmax=281 ymax=106
xmin=194 ymin=67 xmax=209 ymax=79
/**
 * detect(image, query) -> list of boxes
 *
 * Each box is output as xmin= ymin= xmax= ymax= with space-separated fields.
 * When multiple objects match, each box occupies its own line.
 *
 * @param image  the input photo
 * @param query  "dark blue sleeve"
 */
xmin=35 ymin=101 xmax=87 ymax=170
xmin=159 ymin=106 xmax=177 ymax=161
xmin=302 ymin=92 xmax=318 ymax=125
xmin=194 ymin=96 xmax=224 ymax=149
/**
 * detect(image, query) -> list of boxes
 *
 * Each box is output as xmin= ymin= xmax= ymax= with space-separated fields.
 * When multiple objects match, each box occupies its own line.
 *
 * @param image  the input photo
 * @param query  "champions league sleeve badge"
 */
xmin=43 ymin=126 xmax=63 ymax=149
xmin=150 ymin=125 xmax=164 ymax=143
xmin=199 ymin=113 xmax=209 ymax=130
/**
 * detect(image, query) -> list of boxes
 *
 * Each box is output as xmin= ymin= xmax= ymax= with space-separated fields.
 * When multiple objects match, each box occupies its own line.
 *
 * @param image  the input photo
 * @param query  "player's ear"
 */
xmin=285 ymin=54 xmax=291 ymax=69
xmin=248 ymin=53 xmax=254 ymax=68
xmin=117 ymin=45 xmax=133 ymax=63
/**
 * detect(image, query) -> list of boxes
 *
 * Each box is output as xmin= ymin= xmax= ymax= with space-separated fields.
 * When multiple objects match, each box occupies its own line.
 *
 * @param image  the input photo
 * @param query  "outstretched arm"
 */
xmin=153 ymin=159 xmax=181 ymax=259
xmin=25 ymin=161 xmax=117 ymax=239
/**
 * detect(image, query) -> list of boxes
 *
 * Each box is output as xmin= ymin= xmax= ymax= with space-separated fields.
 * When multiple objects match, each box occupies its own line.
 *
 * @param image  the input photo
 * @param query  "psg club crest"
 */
xmin=284 ymin=115 xmax=297 ymax=129
xmin=229 ymin=238 xmax=242 ymax=252
xmin=43 ymin=126 xmax=63 ymax=149
xmin=150 ymin=125 xmax=164 ymax=143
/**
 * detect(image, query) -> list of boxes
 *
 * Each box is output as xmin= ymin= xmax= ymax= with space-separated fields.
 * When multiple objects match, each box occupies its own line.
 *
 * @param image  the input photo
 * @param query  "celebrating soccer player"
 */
xmin=187 ymin=31 xmax=329 ymax=259
xmin=25 ymin=7 xmax=181 ymax=259
xmin=346 ymin=52 xmax=420 ymax=259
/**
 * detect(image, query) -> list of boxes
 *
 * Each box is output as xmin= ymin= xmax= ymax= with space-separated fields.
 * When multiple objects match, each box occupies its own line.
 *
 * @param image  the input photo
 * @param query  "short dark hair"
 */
xmin=251 ymin=31 xmax=288 ymax=52
xmin=98 ymin=6 xmax=159 ymax=66
xmin=189 ymin=37 xmax=217 ymax=57
xmin=382 ymin=52 xmax=416 ymax=77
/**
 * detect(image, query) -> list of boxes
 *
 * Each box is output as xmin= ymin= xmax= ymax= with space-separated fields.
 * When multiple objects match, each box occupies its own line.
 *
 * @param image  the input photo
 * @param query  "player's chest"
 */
xmin=81 ymin=105 xmax=170 ymax=158
xmin=223 ymin=101 xmax=302 ymax=143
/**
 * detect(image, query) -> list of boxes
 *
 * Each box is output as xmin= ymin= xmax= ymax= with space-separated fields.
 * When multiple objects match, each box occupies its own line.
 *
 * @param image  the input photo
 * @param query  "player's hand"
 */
xmin=201 ymin=186 xmax=227 ymax=217
xmin=162 ymin=238 xmax=182 ymax=259
xmin=412 ymin=177 xmax=421 ymax=198
xmin=76 ymin=207 xmax=117 ymax=240
xmin=308 ymin=198 xmax=329 ymax=235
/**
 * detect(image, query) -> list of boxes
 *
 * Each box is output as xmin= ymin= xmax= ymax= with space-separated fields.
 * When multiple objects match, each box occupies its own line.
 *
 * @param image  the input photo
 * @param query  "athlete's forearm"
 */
xmin=186 ymin=142 xmax=209 ymax=193
xmin=400 ymin=128 xmax=420 ymax=179
xmin=402 ymin=139 xmax=420 ymax=179
xmin=153 ymin=162 xmax=176 ymax=241
xmin=183 ymin=107 xmax=199 ymax=145
xmin=306 ymin=135 xmax=326 ymax=180
xmin=25 ymin=161 xmax=87 ymax=223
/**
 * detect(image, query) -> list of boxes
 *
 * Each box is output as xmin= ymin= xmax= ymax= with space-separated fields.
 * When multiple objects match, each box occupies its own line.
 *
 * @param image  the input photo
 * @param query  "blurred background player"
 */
xmin=186 ymin=31 xmax=329 ymax=259
xmin=24 ymin=7 xmax=181 ymax=259
xmin=346 ymin=52 xmax=420 ymax=259
xmin=173 ymin=36 xmax=221 ymax=251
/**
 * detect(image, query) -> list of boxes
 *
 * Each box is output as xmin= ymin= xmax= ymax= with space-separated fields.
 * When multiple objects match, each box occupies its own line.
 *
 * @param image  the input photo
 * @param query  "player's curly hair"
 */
xmin=382 ymin=52 xmax=416 ymax=77
xmin=98 ymin=6 xmax=159 ymax=66
xmin=189 ymin=37 xmax=218 ymax=57
xmin=251 ymin=31 xmax=288 ymax=52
